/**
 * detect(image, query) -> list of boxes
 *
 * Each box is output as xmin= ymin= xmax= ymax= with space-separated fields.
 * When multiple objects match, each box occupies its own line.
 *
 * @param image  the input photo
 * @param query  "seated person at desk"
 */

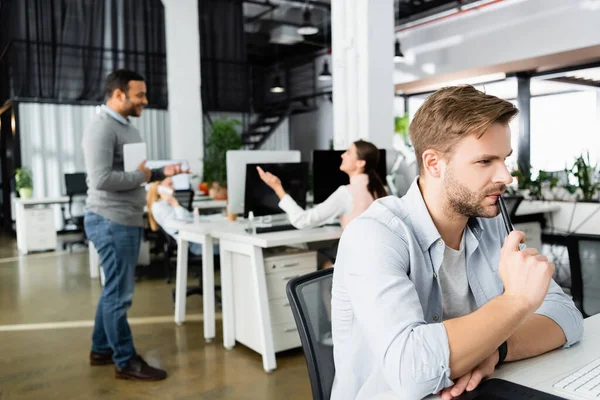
xmin=331 ymin=86 xmax=584 ymax=400
xmin=146 ymin=178 xmax=204 ymax=255
xmin=258 ymin=139 xmax=387 ymax=268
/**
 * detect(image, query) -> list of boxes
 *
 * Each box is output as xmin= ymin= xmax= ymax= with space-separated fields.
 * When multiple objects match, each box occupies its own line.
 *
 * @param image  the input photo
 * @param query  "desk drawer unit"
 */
xmin=231 ymin=250 xmax=317 ymax=354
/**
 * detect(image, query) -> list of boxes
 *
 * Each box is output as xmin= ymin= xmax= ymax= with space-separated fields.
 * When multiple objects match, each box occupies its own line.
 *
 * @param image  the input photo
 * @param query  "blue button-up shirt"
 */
xmin=331 ymin=178 xmax=583 ymax=400
xmin=101 ymin=104 xmax=129 ymax=125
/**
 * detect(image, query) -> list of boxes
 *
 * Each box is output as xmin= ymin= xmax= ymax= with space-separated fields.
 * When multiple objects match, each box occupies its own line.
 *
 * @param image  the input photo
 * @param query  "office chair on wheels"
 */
xmin=62 ymin=173 xmax=88 ymax=251
xmin=287 ymin=269 xmax=335 ymax=400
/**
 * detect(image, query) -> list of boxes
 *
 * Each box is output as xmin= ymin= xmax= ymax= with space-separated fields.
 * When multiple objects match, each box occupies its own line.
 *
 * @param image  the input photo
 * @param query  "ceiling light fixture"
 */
xmin=297 ymin=7 xmax=318 ymax=35
xmin=394 ymin=39 xmax=405 ymax=63
xmin=270 ymin=73 xmax=285 ymax=93
xmin=318 ymin=60 xmax=332 ymax=81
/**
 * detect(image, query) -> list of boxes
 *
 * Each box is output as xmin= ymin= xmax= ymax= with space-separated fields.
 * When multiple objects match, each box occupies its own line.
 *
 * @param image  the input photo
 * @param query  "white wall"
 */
xmin=162 ymin=0 xmax=203 ymax=176
xmin=331 ymin=0 xmax=394 ymax=150
xmin=290 ymin=96 xmax=333 ymax=162
xmin=395 ymin=0 xmax=600 ymax=84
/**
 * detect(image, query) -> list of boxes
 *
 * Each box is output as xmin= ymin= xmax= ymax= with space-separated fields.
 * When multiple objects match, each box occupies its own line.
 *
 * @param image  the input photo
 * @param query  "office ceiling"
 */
xmin=243 ymin=0 xmax=495 ymax=66
xmin=395 ymin=0 xmax=485 ymax=26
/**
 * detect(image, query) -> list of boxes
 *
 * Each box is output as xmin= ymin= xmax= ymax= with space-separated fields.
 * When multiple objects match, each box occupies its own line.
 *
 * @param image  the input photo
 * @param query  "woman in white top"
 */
xmin=257 ymin=139 xmax=387 ymax=230
xmin=146 ymin=178 xmax=204 ymax=255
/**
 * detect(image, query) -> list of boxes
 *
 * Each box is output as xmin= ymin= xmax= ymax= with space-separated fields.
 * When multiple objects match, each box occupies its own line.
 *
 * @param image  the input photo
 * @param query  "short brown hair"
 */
xmin=409 ymin=85 xmax=518 ymax=173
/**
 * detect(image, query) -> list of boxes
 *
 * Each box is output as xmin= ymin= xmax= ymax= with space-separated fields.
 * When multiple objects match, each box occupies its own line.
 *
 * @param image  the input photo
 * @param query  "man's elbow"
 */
xmin=90 ymin=173 xmax=112 ymax=191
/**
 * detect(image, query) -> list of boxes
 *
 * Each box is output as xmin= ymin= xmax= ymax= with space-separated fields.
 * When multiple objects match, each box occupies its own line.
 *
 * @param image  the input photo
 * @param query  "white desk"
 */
xmin=516 ymin=202 xmax=561 ymax=216
xmin=211 ymin=225 xmax=342 ymax=373
xmin=373 ymin=314 xmax=600 ymax=400
xmin=14 ymin=197 xmax=69 ymax=254
xmin=165 ymin=217 xmax=229 ymax=344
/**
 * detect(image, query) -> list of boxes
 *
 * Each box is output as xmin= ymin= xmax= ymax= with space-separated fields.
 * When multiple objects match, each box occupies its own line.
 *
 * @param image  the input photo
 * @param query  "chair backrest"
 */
xmin=566 ymin=234 xmax=600 ymax=317
xmin=502 ymin=195 xmax=524 ymax=219
xmin=64 ymin=172 xmax=88 ymax=219
xmin=286 ymin=268 xmax=335 ymax=400
xmin=174 ymin=189 xmax=194 ymax=211
xmin=65 ymin=172 xmax=88 ymax=196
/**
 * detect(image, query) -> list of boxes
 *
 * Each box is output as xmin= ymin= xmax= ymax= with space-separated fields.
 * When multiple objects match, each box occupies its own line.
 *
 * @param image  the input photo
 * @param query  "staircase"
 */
xmin=241 ymin=108 xmax=290 ymax=149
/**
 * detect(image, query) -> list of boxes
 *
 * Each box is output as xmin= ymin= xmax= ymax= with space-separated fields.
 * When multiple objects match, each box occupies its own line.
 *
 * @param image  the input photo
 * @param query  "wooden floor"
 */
xmin=0 ymin=235 xmax=311 ymax=399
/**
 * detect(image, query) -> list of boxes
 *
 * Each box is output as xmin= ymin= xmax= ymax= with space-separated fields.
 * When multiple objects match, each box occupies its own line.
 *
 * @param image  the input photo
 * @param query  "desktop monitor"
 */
xmin=145 ymin=160 xmax=190 ymax=190
xmin=312 ymin=149 xmax=387 ymax=204
xmin=226 ymin=150 xmax=301 ymax=215
xmin=244 ymin=162 xmax=309 ymax=218
xmin=65 ymin=173 xmax=88 ymax=195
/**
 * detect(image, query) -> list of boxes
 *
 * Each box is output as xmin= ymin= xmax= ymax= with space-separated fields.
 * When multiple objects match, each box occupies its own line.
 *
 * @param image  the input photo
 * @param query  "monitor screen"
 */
xmin=226 ymin=150 xmax=301 ymax=215
xmin=65 ymin=173 xmax=88 ymax=195
xmin=145 ymin=160 xmax=190 ymax=190
xmin=244 ymin=162 xmax=309 ymax=218
xmin=312 ymin=149 xmax=387 ymax=204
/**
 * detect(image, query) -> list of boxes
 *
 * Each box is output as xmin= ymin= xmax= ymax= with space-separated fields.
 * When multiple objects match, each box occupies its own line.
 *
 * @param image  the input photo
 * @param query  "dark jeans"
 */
xmin=84 ymin=211 xmax=142 ymax=368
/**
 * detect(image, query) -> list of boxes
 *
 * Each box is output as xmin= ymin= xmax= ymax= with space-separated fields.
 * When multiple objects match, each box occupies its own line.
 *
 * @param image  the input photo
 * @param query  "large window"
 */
xmin=530 ymin=91 xmax=599 ymax=173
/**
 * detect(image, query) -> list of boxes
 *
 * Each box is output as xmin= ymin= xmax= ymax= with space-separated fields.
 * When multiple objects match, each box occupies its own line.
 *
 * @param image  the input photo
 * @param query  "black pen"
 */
xmin=498 ymin=195 xmax=525 ymax=250
xmin=497 ymin=195 xmax=514 ymax=236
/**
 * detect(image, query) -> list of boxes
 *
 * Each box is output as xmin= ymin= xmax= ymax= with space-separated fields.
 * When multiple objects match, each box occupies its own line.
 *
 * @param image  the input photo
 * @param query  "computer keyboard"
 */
xmin=554 ymin=357 xmax=600 ymax=398
xmin=255 ymin=224 xmax=296 ymax=233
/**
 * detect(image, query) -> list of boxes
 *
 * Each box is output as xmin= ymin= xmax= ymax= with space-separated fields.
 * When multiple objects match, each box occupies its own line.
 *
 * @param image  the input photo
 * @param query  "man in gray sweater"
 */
xmin=83 ymin=69 xmax=183 ymax=381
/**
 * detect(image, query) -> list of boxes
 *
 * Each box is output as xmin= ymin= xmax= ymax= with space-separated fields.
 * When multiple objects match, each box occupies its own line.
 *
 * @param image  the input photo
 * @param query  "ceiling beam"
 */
xmin=244 ymin=0 xmax=330 ymax=10
xmin=548 ymin=77 xmax=600 ymax=89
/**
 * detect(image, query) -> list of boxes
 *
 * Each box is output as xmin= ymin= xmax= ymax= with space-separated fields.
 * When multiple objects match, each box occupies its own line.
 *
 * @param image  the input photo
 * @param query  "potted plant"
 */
xmin=203 ymin=118 xmax=242 ymax=200
xmin=394 ymin=113 xmax=410 ymax=146
xmin=570 ymin=151 xmax=599 ymax=202
xmin=15 ymin=167 xmax=33 ymax=199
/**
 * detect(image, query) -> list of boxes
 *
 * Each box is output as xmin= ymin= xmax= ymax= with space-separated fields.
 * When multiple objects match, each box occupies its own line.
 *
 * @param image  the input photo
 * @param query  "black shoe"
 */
xmin=90 ymin=350 xmax=114 ymax=366
xmin=115 ymin=355 xmax=167 ymax=381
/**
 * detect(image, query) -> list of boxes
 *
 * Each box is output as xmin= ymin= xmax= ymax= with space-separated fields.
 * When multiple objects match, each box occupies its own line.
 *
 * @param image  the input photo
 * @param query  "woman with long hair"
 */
xmin=257 ymin=139 xmax=387 ymax=268
xmin=257 ymin=139 xmax=387 ymax=230
xmin=146 ymin=178 xmax=205 ymax=255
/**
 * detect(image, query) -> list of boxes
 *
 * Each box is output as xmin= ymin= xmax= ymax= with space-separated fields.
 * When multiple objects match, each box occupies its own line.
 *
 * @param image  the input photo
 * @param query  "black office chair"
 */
xmin=63 ymin=173 xmax=88 ymax=251
xmin=286 ymin=268 xmax=335 ymax=400
xmin=565 ymin=234 xmax=600 ymax=318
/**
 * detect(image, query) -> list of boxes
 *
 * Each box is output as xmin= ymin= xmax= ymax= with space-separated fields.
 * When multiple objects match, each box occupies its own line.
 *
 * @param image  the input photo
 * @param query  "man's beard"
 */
xmin=123 ymin=97 xmax=142 ymax=117
xmin=444 ymin=168 xmax=505 ymax=219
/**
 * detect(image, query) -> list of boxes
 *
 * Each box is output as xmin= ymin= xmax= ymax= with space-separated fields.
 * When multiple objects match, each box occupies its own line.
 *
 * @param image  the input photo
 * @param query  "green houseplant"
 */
xmin=570 ymin=152 xmax=599 ymax=202
xmin=203 ymin=118 xmax=242 ymax=199
xmin=15 ymin=167 xmax=33 ymax=199
xmin=394 ymin=113 xmax=410 ymax=146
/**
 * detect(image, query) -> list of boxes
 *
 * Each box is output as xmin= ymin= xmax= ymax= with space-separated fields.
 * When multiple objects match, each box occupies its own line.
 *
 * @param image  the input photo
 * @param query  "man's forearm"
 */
xmin=443 ymin=295 xmax=531 ymax=379
xmin=505 ymin=314 xmax=566 ymax=362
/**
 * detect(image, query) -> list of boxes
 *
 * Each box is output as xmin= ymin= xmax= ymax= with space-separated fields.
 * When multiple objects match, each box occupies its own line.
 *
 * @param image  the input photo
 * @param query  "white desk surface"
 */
xmin=211 ymin=224 xmax=343 ymax=248
xmin=168 ymin=218 xmax=343 ymax=248
xmin=14 ymin=196 xmax=70 ymax=206
xmin=516 ymin=202 xmax=561 ymax=216
xmin=374 ymin=314 xmax=600 ymax=400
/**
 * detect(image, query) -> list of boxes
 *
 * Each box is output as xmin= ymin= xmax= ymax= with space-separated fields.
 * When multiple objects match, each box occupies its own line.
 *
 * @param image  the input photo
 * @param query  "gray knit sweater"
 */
xmin=82 ymin=108 xmax=163 ymax=227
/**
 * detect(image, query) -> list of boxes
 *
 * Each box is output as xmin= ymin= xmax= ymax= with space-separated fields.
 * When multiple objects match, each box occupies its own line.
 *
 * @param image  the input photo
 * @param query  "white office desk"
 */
xmin=516 ymin=202 xmax=561 ymax=216
xmin=165 ymin=217 xmax=229 ymax=344
xmin=370 ymin=314 xmax=600 ymax=400
xmin=14 ymin=196 xmax=70 ymax=254
xmin=210 ymin=225 xmax=342 ymax=373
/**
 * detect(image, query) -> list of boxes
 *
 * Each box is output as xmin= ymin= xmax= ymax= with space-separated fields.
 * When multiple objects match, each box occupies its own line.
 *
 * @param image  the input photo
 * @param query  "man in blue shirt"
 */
xmin=331 ymin=85 xmax=583 ymax=400
xmin=83 ymin=70 xmax=184 ymax=381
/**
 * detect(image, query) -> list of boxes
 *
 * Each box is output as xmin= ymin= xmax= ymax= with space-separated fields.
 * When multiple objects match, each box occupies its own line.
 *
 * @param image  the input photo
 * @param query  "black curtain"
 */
xmin=111 ymin=0 xmax=168 ymax=105
xmin=0 ymin=0 xmax=167 ymax=107
xmin=199 ymin=0 xmax=249 ymax=112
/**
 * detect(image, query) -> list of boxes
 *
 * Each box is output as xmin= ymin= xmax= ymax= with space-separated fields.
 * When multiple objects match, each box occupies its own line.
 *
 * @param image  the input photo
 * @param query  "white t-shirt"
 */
xmin=439 ymin=233 xmax=477 ymax=320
